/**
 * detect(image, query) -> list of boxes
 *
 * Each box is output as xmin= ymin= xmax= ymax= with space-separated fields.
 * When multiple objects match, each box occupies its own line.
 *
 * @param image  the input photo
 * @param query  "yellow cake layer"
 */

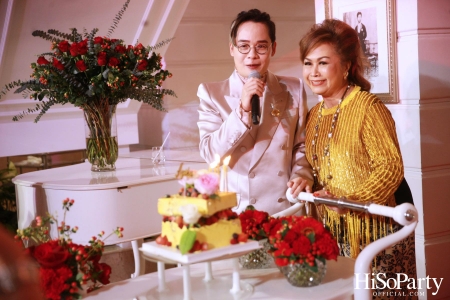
xmin=161 ymin=219 xmax=242 ymax=250
xmin=157 ymin=192 xmax=237 ymax=216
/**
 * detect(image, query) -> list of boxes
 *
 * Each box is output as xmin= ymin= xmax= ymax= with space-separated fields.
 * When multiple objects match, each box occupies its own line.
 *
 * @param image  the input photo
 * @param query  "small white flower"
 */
xmin=178 ymin=175 xmax=196 ymax=187
xmin=179 ymin=204 xmax=201 ymax=225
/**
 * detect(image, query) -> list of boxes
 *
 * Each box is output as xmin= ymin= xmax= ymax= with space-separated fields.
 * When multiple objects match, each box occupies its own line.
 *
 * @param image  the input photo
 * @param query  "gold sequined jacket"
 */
xmin=305 ymin=86 xmax=404 ymax=257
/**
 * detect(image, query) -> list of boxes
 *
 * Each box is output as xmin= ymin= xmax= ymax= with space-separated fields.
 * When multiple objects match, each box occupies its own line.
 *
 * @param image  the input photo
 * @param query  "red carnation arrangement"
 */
xmin=238 ymin=205 xmax=271 ymax=241
xmin=266 ymin=215 xmax=339 ymax=268
xmin=15 ymin=198 xmax=124 ymax=299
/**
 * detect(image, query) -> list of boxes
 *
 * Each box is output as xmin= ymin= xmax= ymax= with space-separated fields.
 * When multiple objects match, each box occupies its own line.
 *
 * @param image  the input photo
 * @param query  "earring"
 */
xmin=344 ymin=71 xmax=348 ymax=80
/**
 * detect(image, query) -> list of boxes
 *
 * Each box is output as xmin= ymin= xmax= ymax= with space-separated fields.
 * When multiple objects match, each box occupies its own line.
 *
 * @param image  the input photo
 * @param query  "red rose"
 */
xmin=137 ymin=59 xmax=148 ymax=71
xmin=108 ymin=57 xmax=120 ymax=67
xmin=78 ymin=40 xmax=88 ymax=55
xmin=76 ymin=60 xmax=87 ymax=72
xmin=115 ymin=44 xmax=126 ymax=54
xmin=32 ymin=240 xmax=70 ymax=268
xmin=37 ymin=56 xmax=50 ymax=65
xmin=58 ymin=40 xmax=70 ymax=52
xmin=52 ymin=58 xmax=65 ymax=71
xmin=70 ymin=42 xmax=79 ymax=56
xmin=135 ymin=43 xmax=144 ymax=50
xmin=94 ymin=262 xmax=112 ymax=285
xmin=94 ymin=36 xmax=104 ymax=45
xmin=97 ymin=52 xmax=107 ymax=66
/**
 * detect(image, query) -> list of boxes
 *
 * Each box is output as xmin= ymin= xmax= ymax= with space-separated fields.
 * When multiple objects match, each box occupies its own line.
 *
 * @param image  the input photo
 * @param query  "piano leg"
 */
xmin=131 ymin=239 xmax=145 ymax=278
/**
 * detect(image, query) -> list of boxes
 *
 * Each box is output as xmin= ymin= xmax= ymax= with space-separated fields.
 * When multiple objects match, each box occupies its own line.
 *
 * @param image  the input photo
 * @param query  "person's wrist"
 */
xmin=240 ymin=101 xmax=251 ymax=112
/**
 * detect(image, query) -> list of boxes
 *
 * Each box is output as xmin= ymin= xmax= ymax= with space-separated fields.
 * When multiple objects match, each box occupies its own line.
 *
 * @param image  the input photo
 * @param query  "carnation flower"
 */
xmin=267 ymin=215 xmax=339 ymax=268
xmin=239 ymin=206 xmax=270 ymax=240
xmin=40 ymin=266 xmax=73 ymax=300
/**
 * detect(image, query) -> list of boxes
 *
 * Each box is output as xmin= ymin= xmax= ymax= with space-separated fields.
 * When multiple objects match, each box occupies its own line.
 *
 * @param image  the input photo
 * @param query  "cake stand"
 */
xmin=140 ymin=241 xmax=261 ymax=300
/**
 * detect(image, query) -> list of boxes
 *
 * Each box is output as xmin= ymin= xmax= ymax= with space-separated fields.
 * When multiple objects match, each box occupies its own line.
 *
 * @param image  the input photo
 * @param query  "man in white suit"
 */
xmin=197 ymin=9 xmax=312 ymax=215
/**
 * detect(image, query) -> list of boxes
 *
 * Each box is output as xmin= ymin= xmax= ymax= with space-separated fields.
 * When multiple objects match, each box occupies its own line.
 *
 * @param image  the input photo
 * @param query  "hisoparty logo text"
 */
xmin=354 ymin=273 xmax=444 ymax=296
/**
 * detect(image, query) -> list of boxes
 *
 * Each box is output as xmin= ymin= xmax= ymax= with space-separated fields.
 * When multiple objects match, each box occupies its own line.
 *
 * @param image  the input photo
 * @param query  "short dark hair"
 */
xmin=299 ymin=19 xmax=371 ymax=91
xmin=229 ymin=9 xmax=276 ymax=45
xmin=357 ymin=12 xmax=362 ymax=17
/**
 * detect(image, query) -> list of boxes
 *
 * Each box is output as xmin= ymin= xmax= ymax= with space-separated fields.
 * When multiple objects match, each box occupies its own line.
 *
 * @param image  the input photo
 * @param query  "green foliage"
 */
xmin=0 ymin=0 xmax=176 ymax=123
xmin=107 ymin=0 xmax=130 ymax=38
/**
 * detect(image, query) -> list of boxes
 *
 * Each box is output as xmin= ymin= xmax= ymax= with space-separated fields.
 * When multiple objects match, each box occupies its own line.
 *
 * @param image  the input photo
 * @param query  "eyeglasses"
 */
xmin=234 ymin=43 xmax=272 ymax=55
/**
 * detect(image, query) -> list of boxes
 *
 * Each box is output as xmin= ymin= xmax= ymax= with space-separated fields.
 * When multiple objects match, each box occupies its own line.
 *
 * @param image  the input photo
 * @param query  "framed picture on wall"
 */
xmin=325 ymin=0 xmax=398 ymax=103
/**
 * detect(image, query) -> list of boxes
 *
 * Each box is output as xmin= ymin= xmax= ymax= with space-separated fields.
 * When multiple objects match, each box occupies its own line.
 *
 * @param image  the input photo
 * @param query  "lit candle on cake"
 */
xmin=220 ymin=156 xmax=231 ymax=192
xmin=213 ymin=154 xmax=221 ymax=174
xmin=209 ymin=156 xmax=219 ymax=172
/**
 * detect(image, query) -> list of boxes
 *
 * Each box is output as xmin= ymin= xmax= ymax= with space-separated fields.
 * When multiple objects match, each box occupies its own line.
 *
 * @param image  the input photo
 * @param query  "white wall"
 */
xmin=400 ymin=0 xmax=450 ymax=298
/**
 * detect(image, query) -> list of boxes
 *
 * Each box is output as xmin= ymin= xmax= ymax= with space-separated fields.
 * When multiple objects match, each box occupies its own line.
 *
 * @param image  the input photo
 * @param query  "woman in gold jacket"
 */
xmin=299 ymin=19 xmax=416 ymax=299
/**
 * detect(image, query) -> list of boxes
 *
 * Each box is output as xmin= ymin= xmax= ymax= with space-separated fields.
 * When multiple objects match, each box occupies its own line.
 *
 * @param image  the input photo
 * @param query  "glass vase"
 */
xmin=84 ymin=103 xmax=118 ymax=172
xmin=279 ymin=259 xmax=327 ymax=287
xmin=239 ymin=239 xmax=274 ymax=269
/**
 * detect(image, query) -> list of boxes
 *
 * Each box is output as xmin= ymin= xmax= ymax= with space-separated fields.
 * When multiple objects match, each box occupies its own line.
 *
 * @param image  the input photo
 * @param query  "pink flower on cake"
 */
xmin=194 ymin=172 xmax=219 ymax=195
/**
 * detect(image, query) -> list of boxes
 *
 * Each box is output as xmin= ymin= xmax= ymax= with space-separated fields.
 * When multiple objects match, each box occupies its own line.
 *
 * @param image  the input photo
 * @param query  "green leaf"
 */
xmin=316 ymin=256 xmax=326 ymax=265
xmin=307 ymin=232 xmax=315 ymax=244
xmin=108 ymin=71 xmax=114 ymax=81
xmin=306 ymin=261 xmax=319 ymax=273
xmin=76 ymin=272 xmax=83 ymax=281
xmin=179 ymin=230 xmax=197 ymax=255
xmin=209 ymin=194 xmax=219 ymax=200
xmin=38 ymin=92 xmax=46 ymax=100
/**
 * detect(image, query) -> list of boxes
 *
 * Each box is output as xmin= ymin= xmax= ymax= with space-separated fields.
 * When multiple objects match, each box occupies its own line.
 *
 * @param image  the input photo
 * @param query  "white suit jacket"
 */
xmin=197 ymin=70 xmax=312 ymax=215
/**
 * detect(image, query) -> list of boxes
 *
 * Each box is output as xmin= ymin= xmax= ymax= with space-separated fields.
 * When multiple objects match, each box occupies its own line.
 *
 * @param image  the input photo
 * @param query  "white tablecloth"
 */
xmin=85 ymin=256 xmax=355 ymax=300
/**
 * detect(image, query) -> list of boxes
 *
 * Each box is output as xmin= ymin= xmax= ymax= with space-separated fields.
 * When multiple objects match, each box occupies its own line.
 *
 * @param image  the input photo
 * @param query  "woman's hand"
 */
xmin=313 ymin=190 xmax=348 ymax=214
xmin=287 ymin=177 xmax=312 ymax=199
xmin=240 ymin=78 xmax=265 ymax=111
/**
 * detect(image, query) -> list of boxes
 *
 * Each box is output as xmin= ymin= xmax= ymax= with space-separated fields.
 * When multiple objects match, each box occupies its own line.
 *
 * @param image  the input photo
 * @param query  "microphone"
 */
xmin=248 ymin=70 xmax=261 ymax=125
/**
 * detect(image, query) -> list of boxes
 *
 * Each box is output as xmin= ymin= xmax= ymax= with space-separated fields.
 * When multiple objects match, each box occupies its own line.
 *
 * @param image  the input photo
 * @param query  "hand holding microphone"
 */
xmin=240 ymin=71 xmax=264 ymax=125
xmin=248 ymin=71 xmax=261 ymax=125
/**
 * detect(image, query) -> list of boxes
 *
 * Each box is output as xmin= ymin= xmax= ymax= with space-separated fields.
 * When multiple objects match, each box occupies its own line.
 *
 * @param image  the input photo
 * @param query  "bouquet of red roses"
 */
xmin=0 ymin=0 xmax=175 ymax=124
xmin=15 ymin=198 xmax=124 ymax=300
xmin=266 ymin=215 xmax=339 ymax=268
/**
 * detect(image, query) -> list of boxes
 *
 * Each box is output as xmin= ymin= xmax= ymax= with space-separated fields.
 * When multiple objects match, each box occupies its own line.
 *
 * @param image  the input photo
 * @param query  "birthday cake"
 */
xmin=155 ymin=165 xmax=247 ymax=254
